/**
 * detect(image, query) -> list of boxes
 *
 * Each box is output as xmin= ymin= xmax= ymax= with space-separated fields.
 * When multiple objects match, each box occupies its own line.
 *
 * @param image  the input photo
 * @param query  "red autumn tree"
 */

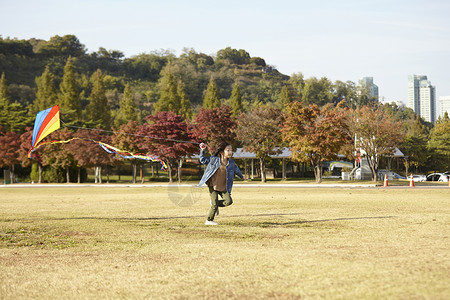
xmin=235 ymin=105 xmax=284 ymax=183
xmin=18 ymin=127 xmax=44 ymax=183
xmin=137 ymin=111 xmax=197 ymax=183
xmin=282 ymin=101 xmax=352 ymax=183
xmin=66 ymin=128 xmax=113 ymax=183
xmin=192 ymin=105 xmax=236 ymax=152
xmin=0 ymin=127 xmax=21 ymax=183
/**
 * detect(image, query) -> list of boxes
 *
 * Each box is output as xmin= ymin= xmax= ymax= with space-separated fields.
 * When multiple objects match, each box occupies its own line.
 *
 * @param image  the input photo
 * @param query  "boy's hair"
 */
xmin=213 ymin=141 xmax=232 ymax=156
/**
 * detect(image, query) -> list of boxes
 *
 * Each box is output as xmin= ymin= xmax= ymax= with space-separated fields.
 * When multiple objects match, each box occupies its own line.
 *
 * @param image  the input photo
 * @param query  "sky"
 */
xmin=2 ymin=0 xmax=450 ymax=107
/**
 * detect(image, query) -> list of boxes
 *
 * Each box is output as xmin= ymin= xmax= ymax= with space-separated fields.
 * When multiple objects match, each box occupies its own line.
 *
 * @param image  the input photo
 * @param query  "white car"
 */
xmin=407 ymin=174 xmax=426 ymax=182
xmin=426 ymin=173 xmax=449 ymax=182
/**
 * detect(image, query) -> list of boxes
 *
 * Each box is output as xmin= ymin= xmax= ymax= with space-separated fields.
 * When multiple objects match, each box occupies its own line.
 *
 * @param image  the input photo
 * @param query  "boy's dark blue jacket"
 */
xmin=198 ymin=149 xmax=243 ymax=194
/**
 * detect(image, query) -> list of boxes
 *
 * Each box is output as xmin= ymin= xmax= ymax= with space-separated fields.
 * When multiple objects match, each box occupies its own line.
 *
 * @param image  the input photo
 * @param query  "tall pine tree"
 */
xmin=0 ymin=73 xmax=32 ymax=132
xmin=155 ymin=72 xmax=180 ymax=114
xmin=230 ymin=81 xmax=243 ymax=117
xmin=0 ymin=73 xmax=9 ymax=111
xmin=59 ymin=57 xmax=81 ymax=122
xmin=279 ymin=85 xmax=293 ymax=109
xmin=177 ymin=80 xmax=192 ymax=119
xmin=115 ymin=83 xmax=137 ymax=128
xmin=203 ymin=76 xmax=220 ymax=109
xmin=86 ymin=69 xmax=111 ymax=129
xmin=33 ymin=66 xmax=58 ymax=113
xmin=0 ymin=73 xmax=10 ymax=130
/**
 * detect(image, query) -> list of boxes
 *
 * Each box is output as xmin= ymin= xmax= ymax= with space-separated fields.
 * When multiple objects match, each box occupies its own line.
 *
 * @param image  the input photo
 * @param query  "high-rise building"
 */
xmin=357 ymin=77 xmax=379 ymax=100
xmin=407 ymin=75 xmax=436 ymax=123
xmin=439 ymin=96 xmax=450 ymax=119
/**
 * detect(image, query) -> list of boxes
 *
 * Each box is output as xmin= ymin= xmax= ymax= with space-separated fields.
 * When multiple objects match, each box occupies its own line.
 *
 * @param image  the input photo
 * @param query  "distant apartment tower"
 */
xmin=439 ymin=96 xmax=450 ymax=118
xmin=357 ymin=77 xmax=379 ymax=100
xmin=407 ymin=75 xmax=436 ymax=123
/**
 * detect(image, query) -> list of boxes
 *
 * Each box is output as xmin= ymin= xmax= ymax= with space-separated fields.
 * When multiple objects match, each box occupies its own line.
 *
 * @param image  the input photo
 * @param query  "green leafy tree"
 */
xmin=301 ymin=77 xmax=334 ymax=106
xmin=282 ymin=101 xmax=352 ymax=183
xmin=86 ymin=69 xmax=111 ymax=129
xmin=235 ymin=106 xmax=284 ymax=183
xmin=399 ymin=117 xmax=429 ymax=174
xmin=333 ymin=80 xmax=356 ymax=107
xmin=230 ymin=82 xmax=243 ymax=117
xmin=254 ymin=79 xmax=282 ymax=104
xmin=33 ymin=66 xmax=58 ymax=113
xmin=216 ymin=47 xmax=250 ymax=65
xmin=123 ymin=52 xmax=169 ymax=81
xmin=428 ymin=114 xmax=450 ymax=170
xmin=35 ymin=34 xmax=86 ymax=58
xmin=180 ymin=48 xmax=214 ymax=70
xmin=355 ymin=84 xmax=378 ymax=107
xmin=288 ymin=72 xmax=305 ymax=101
xmin=203 ymin=77 xmax=221 ymax=109
xmin=59 ymin=57 xmax=81 ymax=122
xmin=278 ymin=85 xmax=293 ymax=109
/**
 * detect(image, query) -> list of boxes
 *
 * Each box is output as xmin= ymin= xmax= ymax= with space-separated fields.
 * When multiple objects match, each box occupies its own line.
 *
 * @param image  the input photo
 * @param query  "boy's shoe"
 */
xmin=205 ymin=220 xmax=218 ymax=225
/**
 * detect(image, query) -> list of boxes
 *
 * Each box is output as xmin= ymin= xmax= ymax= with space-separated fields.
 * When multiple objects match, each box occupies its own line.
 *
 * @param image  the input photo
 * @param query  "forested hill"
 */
xmin=0 ymin=34 xmax=291 ymax=107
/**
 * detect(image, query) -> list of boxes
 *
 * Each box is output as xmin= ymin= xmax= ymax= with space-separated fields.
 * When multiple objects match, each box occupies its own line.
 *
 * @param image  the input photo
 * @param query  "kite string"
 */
xmin=60 ymin=121 xmax=200 ymax=145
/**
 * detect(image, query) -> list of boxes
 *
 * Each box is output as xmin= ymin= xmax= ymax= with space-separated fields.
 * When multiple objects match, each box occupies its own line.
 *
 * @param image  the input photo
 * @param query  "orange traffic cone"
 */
xmin=383 ymin=174 xmax=389 ymax=187
xmin=409 ymin=174 xmax=415 ymax=187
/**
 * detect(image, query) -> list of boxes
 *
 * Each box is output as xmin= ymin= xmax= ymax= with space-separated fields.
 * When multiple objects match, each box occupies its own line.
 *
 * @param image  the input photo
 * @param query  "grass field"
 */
xmin=0 ymin=185 xmax=449 ymax=299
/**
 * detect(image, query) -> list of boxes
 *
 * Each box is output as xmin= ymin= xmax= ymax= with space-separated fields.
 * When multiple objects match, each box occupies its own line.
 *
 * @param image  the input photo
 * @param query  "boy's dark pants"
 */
xmin=207 ymin=186 xmax=233 ymax=221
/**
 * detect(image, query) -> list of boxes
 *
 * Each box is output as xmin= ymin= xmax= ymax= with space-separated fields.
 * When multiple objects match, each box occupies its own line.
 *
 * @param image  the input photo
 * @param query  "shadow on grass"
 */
xmin=255 ymin=216 xmax=396 ymax=227
xmin=26 ymin=214 xmax=395 ymax=227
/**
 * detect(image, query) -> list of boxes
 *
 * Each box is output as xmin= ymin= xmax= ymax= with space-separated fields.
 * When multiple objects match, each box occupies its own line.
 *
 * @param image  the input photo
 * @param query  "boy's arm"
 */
xmin=199 ymin=143 xmax=210 ymax=165
xmin=234 ymin=163 xmax=244 ymax=179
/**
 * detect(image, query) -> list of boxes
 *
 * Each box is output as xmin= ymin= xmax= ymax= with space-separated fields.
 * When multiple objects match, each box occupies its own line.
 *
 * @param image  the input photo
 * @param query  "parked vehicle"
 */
xmin=377 ymin=170 xmax=405 ymax=180
xmin=426 ymin=173 xmax=449 ymax=182
xmin=392 ymin=172 xmax=406 ymax=180
xmin=407 ymin=174 xmax=427 ymax=182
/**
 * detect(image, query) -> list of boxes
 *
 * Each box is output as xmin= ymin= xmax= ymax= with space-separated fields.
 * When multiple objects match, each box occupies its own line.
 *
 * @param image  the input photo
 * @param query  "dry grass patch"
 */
xmin=0 ymin=186 xmax=449 ymax=299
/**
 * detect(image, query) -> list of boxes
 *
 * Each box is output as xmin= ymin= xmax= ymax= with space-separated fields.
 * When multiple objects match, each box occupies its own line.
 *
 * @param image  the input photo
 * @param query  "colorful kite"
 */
xmin=27 ymin=105 xmax=167 ymax=170
xmin=28 ymin=105 xmax=61 ymax=158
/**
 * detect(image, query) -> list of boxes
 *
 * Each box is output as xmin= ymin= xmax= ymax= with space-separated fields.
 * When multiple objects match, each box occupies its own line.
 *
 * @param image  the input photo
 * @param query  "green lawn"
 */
xmin=0 ymin=186 xmax=449 ymax=299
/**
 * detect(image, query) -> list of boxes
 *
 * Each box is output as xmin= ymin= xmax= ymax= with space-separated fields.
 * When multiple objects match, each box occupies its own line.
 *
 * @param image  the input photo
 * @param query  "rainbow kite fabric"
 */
xmin=28 ymin=105 xmax=61 ymax=158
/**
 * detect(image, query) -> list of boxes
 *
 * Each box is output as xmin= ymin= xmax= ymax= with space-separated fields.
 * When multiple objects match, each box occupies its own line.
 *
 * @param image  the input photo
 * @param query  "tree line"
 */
xmin=0 ymin=35 xmax=449 ymax=183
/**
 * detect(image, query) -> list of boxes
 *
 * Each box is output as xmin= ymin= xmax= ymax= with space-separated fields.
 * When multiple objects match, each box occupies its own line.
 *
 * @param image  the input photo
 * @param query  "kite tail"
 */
xmin=28 ymin=138 xmax=76 ymax=158
xmin=28 ymin=138 xmax=167 ymax=170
